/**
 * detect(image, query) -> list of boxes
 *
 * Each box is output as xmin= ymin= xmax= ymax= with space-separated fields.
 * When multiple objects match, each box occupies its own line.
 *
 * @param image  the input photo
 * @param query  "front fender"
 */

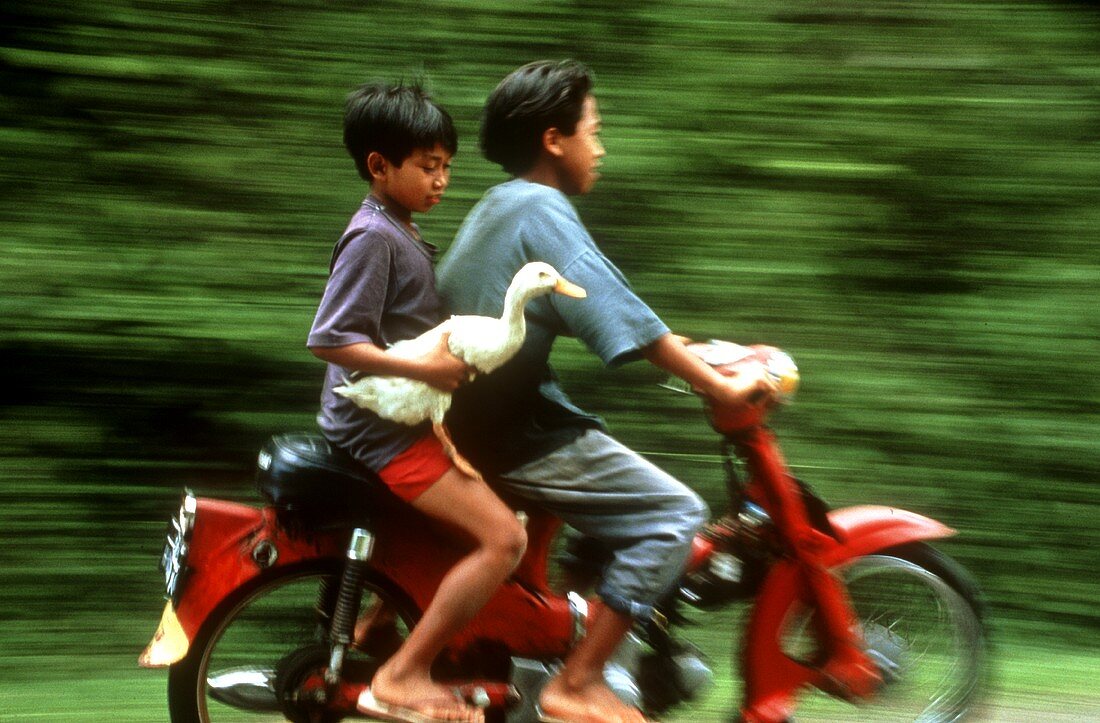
xmin=822 ymin=504 xmax=955 ymax=566
xmin=751 ymin=504 xmax=956 ymax=621
xmin=739 ymin=505 xmax=955 ymax=721
xmin=139 ymin=498 xmax=345 ymax=667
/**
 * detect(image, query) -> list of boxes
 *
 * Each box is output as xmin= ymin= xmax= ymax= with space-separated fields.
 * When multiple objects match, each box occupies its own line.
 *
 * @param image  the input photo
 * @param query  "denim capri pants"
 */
xmin=500 ymin=429 xmax=710 ymax=620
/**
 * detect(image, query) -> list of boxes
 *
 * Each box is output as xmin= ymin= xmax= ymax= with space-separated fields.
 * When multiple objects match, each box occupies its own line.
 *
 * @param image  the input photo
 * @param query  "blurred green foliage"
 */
xmin=1 ymin=0 xmax=1098 ymax=718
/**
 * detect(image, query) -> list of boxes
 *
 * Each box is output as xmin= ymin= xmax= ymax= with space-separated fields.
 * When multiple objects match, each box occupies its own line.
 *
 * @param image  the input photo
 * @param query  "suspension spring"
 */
xmin=326 ymin=528 xmax=374 ymax=684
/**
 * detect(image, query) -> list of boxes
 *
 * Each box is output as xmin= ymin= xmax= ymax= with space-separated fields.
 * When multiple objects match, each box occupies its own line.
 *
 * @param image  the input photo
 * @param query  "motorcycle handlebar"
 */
xmin=663 ymin=341 xmax=800 ymax=434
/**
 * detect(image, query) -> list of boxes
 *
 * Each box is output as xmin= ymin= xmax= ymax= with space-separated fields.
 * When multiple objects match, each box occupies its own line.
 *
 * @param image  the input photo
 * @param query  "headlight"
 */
xmin=159 ymin=491 xmax=197 ymax=604
xmin=762 ymin=348 xmax=799 ymax=402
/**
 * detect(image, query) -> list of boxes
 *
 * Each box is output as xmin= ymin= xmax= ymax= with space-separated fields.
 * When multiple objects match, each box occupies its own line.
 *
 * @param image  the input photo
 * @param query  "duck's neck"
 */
xmin=501 ymin=283 xmax=536 ymax=343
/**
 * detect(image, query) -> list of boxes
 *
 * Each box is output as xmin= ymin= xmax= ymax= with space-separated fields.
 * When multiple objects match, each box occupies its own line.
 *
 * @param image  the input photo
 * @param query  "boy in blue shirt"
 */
xmin=437 ymin=61 xmax=772 ymax=723
xmin=309 ymin=81 xmax=523 ymax=723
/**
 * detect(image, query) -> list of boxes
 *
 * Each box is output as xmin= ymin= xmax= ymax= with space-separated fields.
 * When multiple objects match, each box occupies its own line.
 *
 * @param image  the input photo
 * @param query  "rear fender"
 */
xmin=139 ymin=498 xmax=346 ymax=667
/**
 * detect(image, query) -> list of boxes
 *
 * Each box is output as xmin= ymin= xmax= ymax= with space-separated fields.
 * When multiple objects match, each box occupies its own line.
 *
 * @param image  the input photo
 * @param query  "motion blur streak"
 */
xmin=1 ymin=1 xmax=1097 ymax=719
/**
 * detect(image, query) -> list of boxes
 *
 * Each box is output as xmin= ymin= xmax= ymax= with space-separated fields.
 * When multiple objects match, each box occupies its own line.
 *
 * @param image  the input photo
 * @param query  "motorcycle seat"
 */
xmin=255 ymin=432 xmax=392 ymax=528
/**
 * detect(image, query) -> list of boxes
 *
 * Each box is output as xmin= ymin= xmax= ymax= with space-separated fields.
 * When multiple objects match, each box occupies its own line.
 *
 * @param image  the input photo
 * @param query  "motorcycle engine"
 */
xmin=679 ymin=501 xmax=775 ymax=608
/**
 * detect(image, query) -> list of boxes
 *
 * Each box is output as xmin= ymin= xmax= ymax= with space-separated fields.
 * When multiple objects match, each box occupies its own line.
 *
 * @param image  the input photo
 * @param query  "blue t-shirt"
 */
xmin=436 ymin=179 xmax=669 ymax=474
xmin=308 ymin=196 xmax=443 ymax=471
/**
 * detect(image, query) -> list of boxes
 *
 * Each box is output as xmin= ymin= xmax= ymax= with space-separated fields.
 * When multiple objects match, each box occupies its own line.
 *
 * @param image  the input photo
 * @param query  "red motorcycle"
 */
xmin=140 ymin=342 xmax=986 ymax=722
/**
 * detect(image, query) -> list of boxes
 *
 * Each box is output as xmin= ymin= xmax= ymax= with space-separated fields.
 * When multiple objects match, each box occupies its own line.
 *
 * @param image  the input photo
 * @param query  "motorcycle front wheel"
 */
xmin=167 ymin=561 xmax=416 ymax=723
xmin=779 ymin=542 xmax=986 ymax=722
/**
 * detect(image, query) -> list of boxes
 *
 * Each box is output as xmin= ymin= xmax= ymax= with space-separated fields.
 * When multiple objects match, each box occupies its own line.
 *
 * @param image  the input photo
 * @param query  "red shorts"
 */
xmin=377 ymin=434 xmax=452 ymax=502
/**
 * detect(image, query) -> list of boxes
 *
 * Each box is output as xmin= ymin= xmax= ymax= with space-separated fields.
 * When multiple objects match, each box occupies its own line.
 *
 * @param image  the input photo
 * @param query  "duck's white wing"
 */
xmin=333 ymin=375 xmax=451 ymax=426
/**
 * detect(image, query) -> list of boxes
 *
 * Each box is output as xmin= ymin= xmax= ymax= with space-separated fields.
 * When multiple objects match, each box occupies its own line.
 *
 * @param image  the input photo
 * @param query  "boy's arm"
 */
xmin=516 ymin=199 xmax=766 ymax=403
xmin=311 ymin=334 xmax=469 ymax=392
xmin=642 ymin=333 xmax=775 ymax=407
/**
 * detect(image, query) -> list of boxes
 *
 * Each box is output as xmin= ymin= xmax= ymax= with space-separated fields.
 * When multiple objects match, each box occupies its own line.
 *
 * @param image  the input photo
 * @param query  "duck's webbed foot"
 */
xmin=432 ymin=422 xmax=484 ymax=482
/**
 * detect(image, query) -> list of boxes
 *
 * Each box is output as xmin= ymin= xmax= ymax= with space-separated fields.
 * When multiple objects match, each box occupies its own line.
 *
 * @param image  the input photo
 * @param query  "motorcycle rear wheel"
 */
xmin=779 ymin=542 xmax=986 ymax=722
xmin=167 ymin=561 xmax=415 ymax=722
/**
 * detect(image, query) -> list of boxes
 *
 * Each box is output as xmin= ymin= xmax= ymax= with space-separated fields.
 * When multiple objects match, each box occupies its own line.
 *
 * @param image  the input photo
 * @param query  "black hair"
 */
xmin=343 ymin=81 xmax=458 ymax=181
xmin=480 ymin=60 xmax=593 ymax=176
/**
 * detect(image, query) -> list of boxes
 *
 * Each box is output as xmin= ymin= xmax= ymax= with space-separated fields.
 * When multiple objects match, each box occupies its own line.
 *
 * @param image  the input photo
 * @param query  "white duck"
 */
xmin=334 ymin=261 xmax=586 ymax=479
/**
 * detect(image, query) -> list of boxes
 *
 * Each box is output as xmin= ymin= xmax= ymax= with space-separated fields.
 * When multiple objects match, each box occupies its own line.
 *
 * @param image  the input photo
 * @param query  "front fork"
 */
xmin=733 ymin=427 xmax=881 ymax=722
xmin=729 ymin=433 xmax=957 ymax=722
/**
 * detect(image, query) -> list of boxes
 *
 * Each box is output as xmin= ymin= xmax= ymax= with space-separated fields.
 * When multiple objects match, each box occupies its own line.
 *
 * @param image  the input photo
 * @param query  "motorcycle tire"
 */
xmin=778 ymin=541 xmax=987 ymax=722
xmin=166 ymin=560 xmax=417 ymax=723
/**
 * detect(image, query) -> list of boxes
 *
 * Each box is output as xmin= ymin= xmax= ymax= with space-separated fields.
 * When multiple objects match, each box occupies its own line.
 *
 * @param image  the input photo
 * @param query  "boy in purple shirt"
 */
xmin=308 ymin=81 xmax=522 ymax=723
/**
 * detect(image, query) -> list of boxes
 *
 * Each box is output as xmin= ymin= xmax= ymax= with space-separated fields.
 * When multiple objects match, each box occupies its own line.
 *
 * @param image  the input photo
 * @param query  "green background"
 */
xmin=1 ymin=1 xmax=1097 ymax=720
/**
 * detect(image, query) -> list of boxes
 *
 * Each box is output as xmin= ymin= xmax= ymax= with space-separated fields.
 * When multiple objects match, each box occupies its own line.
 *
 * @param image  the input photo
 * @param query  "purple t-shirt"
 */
xmin=308 ymin=196 xmax=444 ymax=471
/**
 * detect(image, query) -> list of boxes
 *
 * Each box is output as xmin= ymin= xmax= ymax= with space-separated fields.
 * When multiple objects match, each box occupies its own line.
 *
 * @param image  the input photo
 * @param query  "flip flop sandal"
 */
xmin=535 ymin=703 xmax=657 ymax=723
xmin=358 ymin=689 xmax=478 ymax=723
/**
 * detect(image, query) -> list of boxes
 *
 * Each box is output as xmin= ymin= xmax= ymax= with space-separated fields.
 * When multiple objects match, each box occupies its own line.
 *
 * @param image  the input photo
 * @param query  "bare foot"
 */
xmin=366 ymin=664 xmax=484 ymax=723
xmin=538 ymin=674 xmax=650 ymax=723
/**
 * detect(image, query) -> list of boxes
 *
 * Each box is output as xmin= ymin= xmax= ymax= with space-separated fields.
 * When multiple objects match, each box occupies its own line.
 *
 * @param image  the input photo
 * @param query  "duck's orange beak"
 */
xmin=554 ymin=278 xmax=587 ymax=299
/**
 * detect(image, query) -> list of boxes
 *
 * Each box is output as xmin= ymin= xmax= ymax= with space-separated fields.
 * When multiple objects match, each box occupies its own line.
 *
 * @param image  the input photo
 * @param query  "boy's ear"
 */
xmin=366 ymin=151 xmax=388 ymax=180
xmin=541 ymin=127 xmax=566 ymax=158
